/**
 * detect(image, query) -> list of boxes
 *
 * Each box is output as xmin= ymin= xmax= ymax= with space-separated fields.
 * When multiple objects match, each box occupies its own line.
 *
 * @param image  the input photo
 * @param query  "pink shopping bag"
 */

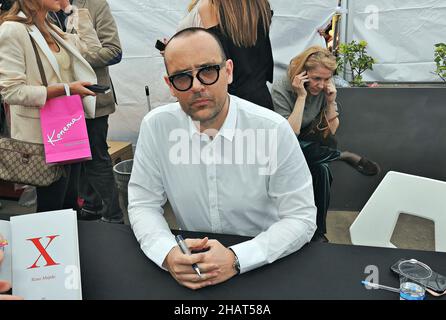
xmin=40 ymin=94 xmax=91 ymax=164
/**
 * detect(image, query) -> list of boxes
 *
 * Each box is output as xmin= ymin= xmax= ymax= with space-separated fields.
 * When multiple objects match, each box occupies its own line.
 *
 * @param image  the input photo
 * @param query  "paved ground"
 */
xmin=325 ymin=210 xmax=435 ymax=251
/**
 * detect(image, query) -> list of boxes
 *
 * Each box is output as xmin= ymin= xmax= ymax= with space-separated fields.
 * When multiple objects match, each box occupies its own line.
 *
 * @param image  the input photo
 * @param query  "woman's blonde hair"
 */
xmin=0 ymin=0 xmax=64 ymax=44
xmin=288 ymin=46 xmax=337 ymax=83
xmin=211 ymin=0 xmax=272 ymax=47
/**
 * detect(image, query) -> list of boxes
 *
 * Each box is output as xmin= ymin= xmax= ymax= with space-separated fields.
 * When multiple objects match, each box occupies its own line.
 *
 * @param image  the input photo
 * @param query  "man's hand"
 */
xmin=291 ymin=71 xmax=309 ymax=99
xmin=163 ymin=238 xmax=238 ymax=290
xmin=324 ymin=80 xmax=337 ymax=104
xmin=164 ymin=237 xmax=220 ymax=290
xmin=0 ymin=250 xmax=23 ymax=300
xmin=200 ymin=240 xmax=238 ymax=286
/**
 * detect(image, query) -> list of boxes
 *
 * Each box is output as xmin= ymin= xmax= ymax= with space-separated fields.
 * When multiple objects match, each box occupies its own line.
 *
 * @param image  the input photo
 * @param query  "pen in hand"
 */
xmin=175 ymin=235 xmax=202 ymax=278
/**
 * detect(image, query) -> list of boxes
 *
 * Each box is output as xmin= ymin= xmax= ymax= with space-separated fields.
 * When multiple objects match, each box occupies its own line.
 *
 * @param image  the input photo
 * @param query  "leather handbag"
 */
xmin=300 ymin=108 xmax=339 ymax=143
xmin=0 ymin=137 xmax=64 ymax=186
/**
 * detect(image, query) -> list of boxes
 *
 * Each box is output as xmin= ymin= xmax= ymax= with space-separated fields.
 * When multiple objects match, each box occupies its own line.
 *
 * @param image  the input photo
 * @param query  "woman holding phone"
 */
xmin=0 ymin=0 xmax=99 ymax=212
xmin=272 ymin=46 xmax=379 ymax=242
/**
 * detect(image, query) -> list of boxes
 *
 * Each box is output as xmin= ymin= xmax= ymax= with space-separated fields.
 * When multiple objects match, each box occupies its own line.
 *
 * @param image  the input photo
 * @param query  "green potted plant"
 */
xmin=433 ymin=43 xmax=446 ymax=83
xmin=337 ymin=40 xmax=376 ymax=87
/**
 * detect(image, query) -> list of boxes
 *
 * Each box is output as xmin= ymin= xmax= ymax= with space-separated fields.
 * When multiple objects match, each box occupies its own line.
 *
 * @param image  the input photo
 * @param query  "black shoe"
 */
xmin=344 ymin=156 xmax=380 ymax=176
xmin=311 ymin=233 xmax=329 ymax=243
xmin=355 ymin=157 xmax=380 ymax=176
xmin=77 ymin=208 xmax=102 ymax=221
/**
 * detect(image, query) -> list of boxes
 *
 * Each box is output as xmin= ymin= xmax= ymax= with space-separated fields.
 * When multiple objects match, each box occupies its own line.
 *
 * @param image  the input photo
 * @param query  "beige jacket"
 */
xmin=71 ymin=0 xmax=122 ymax=117
xmin=0 ymin=10 xmax=98 ymax=144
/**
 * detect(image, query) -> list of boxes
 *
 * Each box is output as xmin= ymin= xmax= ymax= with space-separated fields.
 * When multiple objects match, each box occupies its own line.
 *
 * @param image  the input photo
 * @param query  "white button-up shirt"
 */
xmin=128 ymin=95 xmax=316 ymax=273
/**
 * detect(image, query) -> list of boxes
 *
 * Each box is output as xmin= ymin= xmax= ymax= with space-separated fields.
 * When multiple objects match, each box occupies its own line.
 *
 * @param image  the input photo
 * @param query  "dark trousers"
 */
xmin=79 ymin=115 xmax=122 ymax=220
xmin=36 ymin=163 xmax=81 ymax=212
xmin=299 ymin=139 xmax=340 ymax=234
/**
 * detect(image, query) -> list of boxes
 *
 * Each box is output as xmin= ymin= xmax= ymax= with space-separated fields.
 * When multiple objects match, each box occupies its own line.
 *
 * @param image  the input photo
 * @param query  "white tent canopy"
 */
xmin=106 ymin=0 xmax=445 ymax=144
xmin=346 ymin=0 xmax=446 ymax=82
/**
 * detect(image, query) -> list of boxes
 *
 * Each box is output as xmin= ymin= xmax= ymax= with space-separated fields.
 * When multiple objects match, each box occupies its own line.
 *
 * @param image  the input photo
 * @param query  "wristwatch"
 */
xmin=229 ymin=248 xmax=240 ymax=275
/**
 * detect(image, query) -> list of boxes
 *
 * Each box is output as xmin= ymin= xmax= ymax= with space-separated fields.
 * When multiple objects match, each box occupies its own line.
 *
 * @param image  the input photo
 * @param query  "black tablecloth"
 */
xmin=74 ymin=221 xmax=446 ymax=300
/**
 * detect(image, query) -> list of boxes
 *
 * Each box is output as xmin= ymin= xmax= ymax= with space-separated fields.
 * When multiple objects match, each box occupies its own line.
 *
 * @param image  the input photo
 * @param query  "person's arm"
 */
xmin=0 ymin=23 xmax=94 ymax=107
xmin=64 ymin=8 xmax=102 ymax=55
xmin=198 ymin=0 xmax=219 ymax=28
xmin=0 ymin=23 xmax=47 ymax=107
xmin=287 ymin=72 xmax=309 ymax=134
xmin=324 ymin=78 xmax=339 ymax=134
xmin=128 ymin=115 xmax=178 ymax=269
xmin=129 ymin=115 xmax=222 ymax=290
xmin=46 ymin=81 xmax=95 ymax=99
xmin=76 ymin=0 xmax=122 ymax=68
xmin=271 ymin=75 xmax=308 ymax=134
xmin=229 ymin=120 xmax=317 ymax=273
xmin=287 ymin=96 xmax=306 ymax=134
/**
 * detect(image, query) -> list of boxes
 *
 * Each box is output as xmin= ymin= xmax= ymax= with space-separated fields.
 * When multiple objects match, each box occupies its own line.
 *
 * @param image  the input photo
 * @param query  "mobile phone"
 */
xmin=155 ymin=39 xmax=166 ymax=51
xmin=303 ymin=70 xmax=309 ymax=88
xmin=390 ymin=258 xmax=446 ymax=293
xmin=85 ymin=84 xmax=111 ymax=94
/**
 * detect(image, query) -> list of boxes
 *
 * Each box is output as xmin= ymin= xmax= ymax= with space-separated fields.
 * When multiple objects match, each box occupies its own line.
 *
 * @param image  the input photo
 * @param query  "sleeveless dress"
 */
xmin=208 ymin=19 xmax=274 ymax=110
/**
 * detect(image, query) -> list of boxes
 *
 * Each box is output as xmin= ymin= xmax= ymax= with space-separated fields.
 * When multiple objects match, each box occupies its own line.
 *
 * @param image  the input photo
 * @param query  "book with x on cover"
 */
xmin=0 ymin=210 xmax=81 ymax=300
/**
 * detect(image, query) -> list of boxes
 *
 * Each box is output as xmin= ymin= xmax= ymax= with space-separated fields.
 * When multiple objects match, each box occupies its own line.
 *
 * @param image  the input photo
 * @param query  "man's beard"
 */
xmin=186 ymin=93 xmax=223 ymax=125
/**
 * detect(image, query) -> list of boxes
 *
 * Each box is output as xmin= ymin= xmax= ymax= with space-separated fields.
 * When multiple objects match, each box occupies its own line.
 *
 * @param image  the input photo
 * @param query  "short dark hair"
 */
xmin=164 ymin=27 xmax=227 ymax=70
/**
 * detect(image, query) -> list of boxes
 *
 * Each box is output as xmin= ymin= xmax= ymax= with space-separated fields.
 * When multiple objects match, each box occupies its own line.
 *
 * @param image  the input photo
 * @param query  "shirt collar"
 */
xmin=188 ymin=94 xmax=237 ymax=142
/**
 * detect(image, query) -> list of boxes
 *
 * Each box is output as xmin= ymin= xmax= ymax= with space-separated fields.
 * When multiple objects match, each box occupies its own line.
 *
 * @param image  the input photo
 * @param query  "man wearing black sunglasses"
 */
xmin=128 ymin=27 xmax=316 ymax=290
xmin=164 ymin=34 xmax=232 ymax=133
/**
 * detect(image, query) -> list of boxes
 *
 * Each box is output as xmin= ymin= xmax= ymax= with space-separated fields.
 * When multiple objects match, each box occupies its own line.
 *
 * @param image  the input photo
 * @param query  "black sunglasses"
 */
xmin=168 ymin=61 xmax=226 ymax=92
